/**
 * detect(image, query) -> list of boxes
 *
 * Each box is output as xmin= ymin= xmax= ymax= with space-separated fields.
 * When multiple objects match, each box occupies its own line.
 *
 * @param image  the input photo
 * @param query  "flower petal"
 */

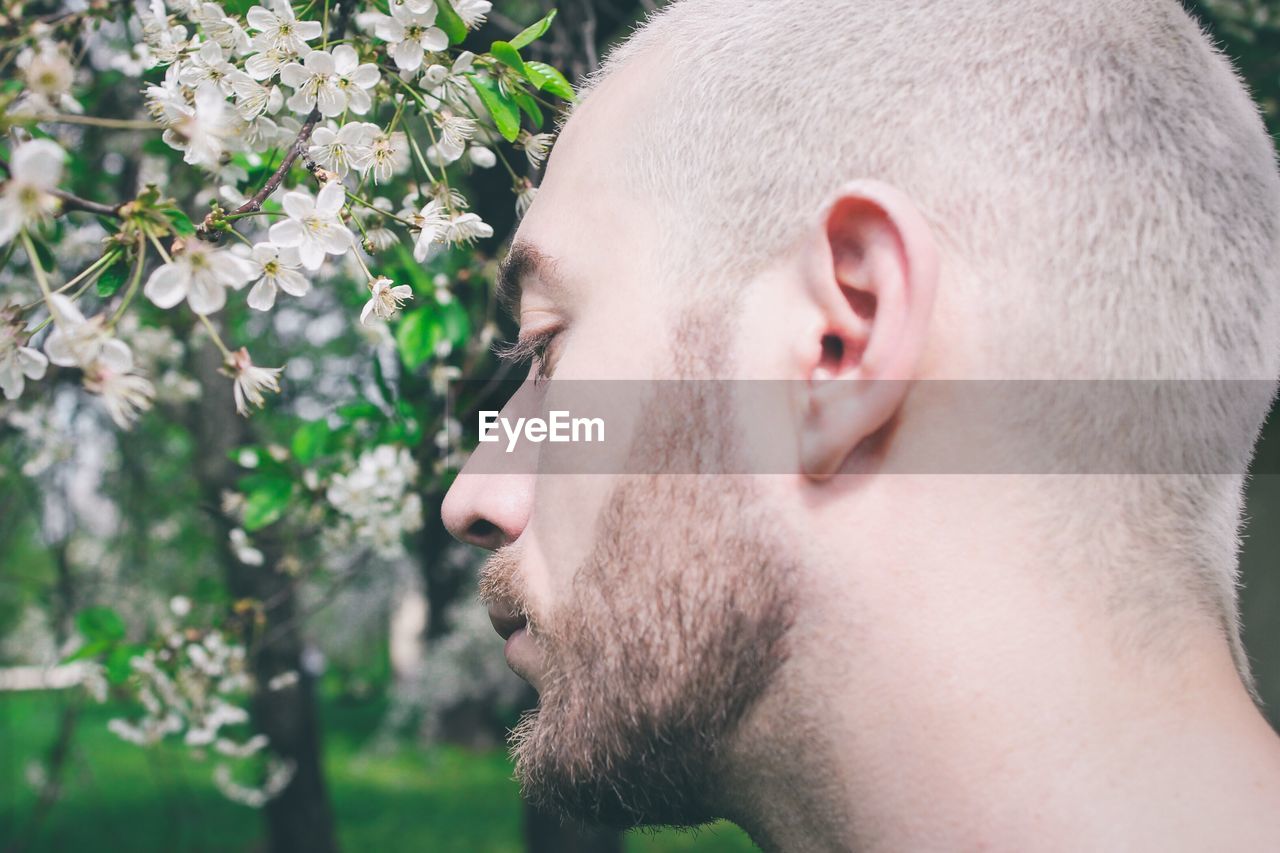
xmin=331 ymin=45 xmax=357 ymax=75
xmin=393 ymin=39 xmax=422 ymax=72
xmin=266 ymin=217 xmax=303 ymax=247
xmin=281 ymin=191 xmax=314 ymax=220
xmin=187 ymin=277 xmax=228 ymax=315
xmin=348 ymin=64 xmax=381 ymax=89
xmin=419 ymin=27 xmax=448 ymax=52
xmin=143 ymin=262 xmax=190 ymax=309
xmin=275 ymin=267 xmax=311 ymax=297
xmin=297 ymin=240 xmax=325 ymax=270
xmin=269 ymin=218 xmax=304 ymax=247
xmin=316 ymin=182 xmax=346 ymax=216
xmin=247 ymin=278 xmax=278 ymax=310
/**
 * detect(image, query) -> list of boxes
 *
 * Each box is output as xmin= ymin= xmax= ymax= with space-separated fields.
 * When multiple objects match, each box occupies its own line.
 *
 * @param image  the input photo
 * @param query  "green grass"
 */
xmin=0 ymin=691 xmax=756 ymax=852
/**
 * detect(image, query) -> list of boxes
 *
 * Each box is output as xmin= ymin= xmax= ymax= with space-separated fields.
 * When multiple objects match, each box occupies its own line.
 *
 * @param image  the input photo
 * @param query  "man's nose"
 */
xmin=441 ymin=451 xmax=534 ymax=551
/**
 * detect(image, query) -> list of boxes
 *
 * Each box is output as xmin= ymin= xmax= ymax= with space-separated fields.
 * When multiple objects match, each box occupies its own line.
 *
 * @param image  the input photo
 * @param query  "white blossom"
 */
xmin=280 ymin=46 xmax=378 ymax=117
xmin=246 ymin=243 xmax=309 ymax=310
xmin=435 ymin=114 xmax=477 ymax=162
xmin=229 ymin=71 xmax=284 ymax=119
xmin=245 ymin=46 xmax=294 ymax=81
xmin=0 ymin=139 xmax=65 ymax=245
xmin=268 ymin=182 xmax=353 ymax=269
xmin=213 ymin=757 xmax=295 ymax=808
xmin=43 ymin=294 xmax=114 ymax=368
xmin=161 ymin=83 xmax=239 ymax=169
xmin=170 ymin=595 xmax=193 ymax=617
xmin=444 ymin=211 xmax=493 ymax=245
xmin=178 ymin=42 xmax=239 ymax=95
xmin=468 ymin=146 xmax=496 ymax=168
xmin=450 ymin=0 xmax=492 ymax=29
xmin=193 ymin=3 xmax=252 ymax=54
xmin=307 ymin=122 xmax=376 ymax=177
xmin=0 ymin=308 xmax=47 ymax=400
xmin=247 ymin=0 xmax=322 ymax=56
xmin=229 ymin=527 xmax=265 ymax=565
xmin=374 ymin=4 xmax=447 ymax=72
xmin=411 ymin=199 xmax=447 ymax=261
xmin=360 ymin=276 xmax=412 ymax=325
xmin=15 ymin=41 xmax=81 ymax=115
xmin=225 ymin=347 xmax=283 ymax=416
xmin=519 ymin=131 xmax=553 ymax=169
xmin=145 ymin=240 xmax=256 ymax=314
xmin=325 ymin=445 xmax=423 ymax=556
xmin=367 ymin=129 xmax=409 ymax=183
xmin=82 ymin=341 xmax=156 ymax=429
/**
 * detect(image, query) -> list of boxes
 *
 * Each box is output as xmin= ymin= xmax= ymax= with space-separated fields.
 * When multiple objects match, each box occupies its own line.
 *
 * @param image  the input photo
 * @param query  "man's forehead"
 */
xmin=503 ymin=54 xmax=667 ymax=317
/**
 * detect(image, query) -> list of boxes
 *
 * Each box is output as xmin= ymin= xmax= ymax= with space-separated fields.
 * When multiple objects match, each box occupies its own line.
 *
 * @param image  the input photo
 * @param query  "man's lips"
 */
xmin=487 ymin=600 xmax=528 ymax=641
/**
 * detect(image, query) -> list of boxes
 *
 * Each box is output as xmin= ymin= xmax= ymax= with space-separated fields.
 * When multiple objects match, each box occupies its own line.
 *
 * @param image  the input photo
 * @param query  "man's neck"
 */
xmin=716 ymin=578 xmax=1280 ymax=852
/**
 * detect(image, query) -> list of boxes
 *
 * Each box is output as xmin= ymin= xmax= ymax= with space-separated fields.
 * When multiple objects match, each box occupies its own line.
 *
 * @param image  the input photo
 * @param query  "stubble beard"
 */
xmin=480 ymin=378 xmax=796 ymax=829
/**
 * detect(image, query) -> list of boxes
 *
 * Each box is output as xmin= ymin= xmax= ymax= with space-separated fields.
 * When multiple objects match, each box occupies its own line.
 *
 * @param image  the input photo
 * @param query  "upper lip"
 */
xmin=487 ymin=599 xmax=527 ymax=641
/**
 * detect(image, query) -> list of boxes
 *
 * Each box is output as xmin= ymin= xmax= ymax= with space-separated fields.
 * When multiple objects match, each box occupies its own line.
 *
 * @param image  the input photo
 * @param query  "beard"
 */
xmin=479 ymin=377 xmax=796 ymax=829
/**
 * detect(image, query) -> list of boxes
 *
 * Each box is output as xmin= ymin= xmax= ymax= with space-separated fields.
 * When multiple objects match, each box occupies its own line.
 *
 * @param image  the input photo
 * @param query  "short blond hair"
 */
xmin=585 ymin=0 xmax=1280 ymax=692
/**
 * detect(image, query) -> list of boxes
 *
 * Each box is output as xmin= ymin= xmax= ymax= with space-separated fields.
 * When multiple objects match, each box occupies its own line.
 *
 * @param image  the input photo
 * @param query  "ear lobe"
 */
xmin=799 ymin=180 xmax=938 ymax=480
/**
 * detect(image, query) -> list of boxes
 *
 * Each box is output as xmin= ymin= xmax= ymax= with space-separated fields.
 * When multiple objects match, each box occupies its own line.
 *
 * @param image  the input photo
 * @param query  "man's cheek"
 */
xmin=530 ymin=473 xmax=613 ymax=602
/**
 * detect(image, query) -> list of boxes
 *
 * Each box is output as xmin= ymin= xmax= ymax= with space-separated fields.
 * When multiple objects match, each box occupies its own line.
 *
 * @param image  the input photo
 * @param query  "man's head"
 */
xmin=443 ymin=0 xmax=1280 ymax=830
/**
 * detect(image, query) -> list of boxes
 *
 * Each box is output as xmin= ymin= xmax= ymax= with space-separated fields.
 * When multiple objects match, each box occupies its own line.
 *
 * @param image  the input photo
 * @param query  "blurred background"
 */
xmin=3 ymin=1 xmax=1280 ymax=851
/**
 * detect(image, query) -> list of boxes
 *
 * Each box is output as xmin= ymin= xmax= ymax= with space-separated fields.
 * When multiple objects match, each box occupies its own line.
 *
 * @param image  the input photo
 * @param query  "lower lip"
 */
xmin=504 ymin=626 xmax=527 ymax=656
xmin=503 ymin=627 xmax=540 ymax=687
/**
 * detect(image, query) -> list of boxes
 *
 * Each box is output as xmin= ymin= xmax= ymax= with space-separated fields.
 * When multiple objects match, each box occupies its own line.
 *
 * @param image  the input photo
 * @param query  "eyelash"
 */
xmin=495 ymin=329 xmax=560 ymax=382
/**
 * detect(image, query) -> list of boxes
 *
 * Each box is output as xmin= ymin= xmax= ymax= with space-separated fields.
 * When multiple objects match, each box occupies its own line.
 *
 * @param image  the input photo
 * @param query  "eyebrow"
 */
xmin=496 ymin=241 xmax=554 ymax=319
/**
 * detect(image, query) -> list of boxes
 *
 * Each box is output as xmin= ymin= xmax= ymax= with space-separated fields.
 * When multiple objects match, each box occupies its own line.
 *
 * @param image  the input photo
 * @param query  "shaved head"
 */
xmin=575 ymin=0 xmax=1280 ymax=690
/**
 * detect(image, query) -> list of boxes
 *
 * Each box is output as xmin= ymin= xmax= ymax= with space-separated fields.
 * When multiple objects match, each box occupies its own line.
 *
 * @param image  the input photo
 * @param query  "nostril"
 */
xmin=466 ymin=518 xmax=504 ymax=548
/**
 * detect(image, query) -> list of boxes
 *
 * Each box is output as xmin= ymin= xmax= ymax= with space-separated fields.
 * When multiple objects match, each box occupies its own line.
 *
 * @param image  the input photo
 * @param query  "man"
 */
xmin=442 ymin=0 xmax=1280 ymax=849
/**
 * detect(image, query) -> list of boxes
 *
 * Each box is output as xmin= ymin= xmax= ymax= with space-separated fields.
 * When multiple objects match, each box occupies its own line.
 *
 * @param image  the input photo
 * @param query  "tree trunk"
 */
xmin=188 ymin=341 xmax=338 ymax=853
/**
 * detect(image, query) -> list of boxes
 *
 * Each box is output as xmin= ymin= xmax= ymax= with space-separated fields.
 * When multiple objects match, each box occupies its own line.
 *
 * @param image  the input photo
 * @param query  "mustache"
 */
xmin=479 ymin=545 xmax=533 ymax=625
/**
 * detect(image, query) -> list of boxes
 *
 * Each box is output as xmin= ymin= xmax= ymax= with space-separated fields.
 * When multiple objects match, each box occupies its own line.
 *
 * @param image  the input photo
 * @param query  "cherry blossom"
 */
xmin=0 ymin=139 xmax=66 ymax=246
xmin=268 ymin=182 xmax=354 ymax=270
xmin=374 ymin=4 xmax=447 ymax=72
xmin=246 ymin=243 xmax=309 ymax=311
xmin=144 ymin=240 xmax=257 ymax=315
xmin=360 ymin=276 xmax=413 ymax=325
xmin=246 ymin=0 xmax=322 ymax=55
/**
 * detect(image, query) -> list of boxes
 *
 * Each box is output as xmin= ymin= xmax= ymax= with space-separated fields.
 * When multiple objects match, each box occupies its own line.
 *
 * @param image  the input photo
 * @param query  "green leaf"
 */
xmin=96 ymin=256 xmax=129 ymax=297
xmin=510 ymin=9 xmax=557 ymax=49
xmin=291 ymin=419 xmax=331 ymax=465
xmin=437 ymin=298 xmax=471 ymax=350
xmin=434 ymin=0 xmax=468 ymax=44
xmin=525 ymin=61 xmax=575 ymax=101
xmin=490 ymin=41 xmax=527 ymax=76
xmin=162 ymin=208 xmax=195 ymax=236
xmin=106 ymin=643 xmax=145 ymax=685
xmin=396 ymin=308 xmax=439 ymax=371
xmin=469 ymin=75 xmax=522 ymax=142
xmin=62 ymin=639 xmax=111 ymax=664
xmin=242 ymin=475 xmax=293 ymax=532
xmin=76 ymin=606 xmax=126 ymax=643
xmin=513 ymin=90 xmax=545 ymax=127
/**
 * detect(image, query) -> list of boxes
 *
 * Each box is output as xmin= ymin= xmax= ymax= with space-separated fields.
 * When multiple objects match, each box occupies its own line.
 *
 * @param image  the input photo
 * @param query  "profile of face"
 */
xmin=441 ymin=60 xmax=815 ymax=827
xmin=442 ymin=0 xmax=1280 ymax=840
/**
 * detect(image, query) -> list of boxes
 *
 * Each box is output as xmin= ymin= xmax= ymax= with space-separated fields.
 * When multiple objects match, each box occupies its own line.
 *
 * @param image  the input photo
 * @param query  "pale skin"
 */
xmin=442 ymin=55 xmax=1280 ymax=851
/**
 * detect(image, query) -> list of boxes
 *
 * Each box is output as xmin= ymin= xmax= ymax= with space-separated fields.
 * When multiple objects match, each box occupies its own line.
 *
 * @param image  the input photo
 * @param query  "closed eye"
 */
xmin=494 ymin=329 xmax=560 ymax=383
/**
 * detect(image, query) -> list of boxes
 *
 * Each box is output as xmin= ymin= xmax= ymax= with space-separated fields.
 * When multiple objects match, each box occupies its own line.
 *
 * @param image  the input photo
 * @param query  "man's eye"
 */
xmin=495 ymin=330 xmax=561 ymax=382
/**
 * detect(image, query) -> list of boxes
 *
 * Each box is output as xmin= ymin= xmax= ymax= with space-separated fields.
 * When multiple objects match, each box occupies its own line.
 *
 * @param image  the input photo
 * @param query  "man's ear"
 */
xmin=799 ymin=180 xmax=938 ymax=480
